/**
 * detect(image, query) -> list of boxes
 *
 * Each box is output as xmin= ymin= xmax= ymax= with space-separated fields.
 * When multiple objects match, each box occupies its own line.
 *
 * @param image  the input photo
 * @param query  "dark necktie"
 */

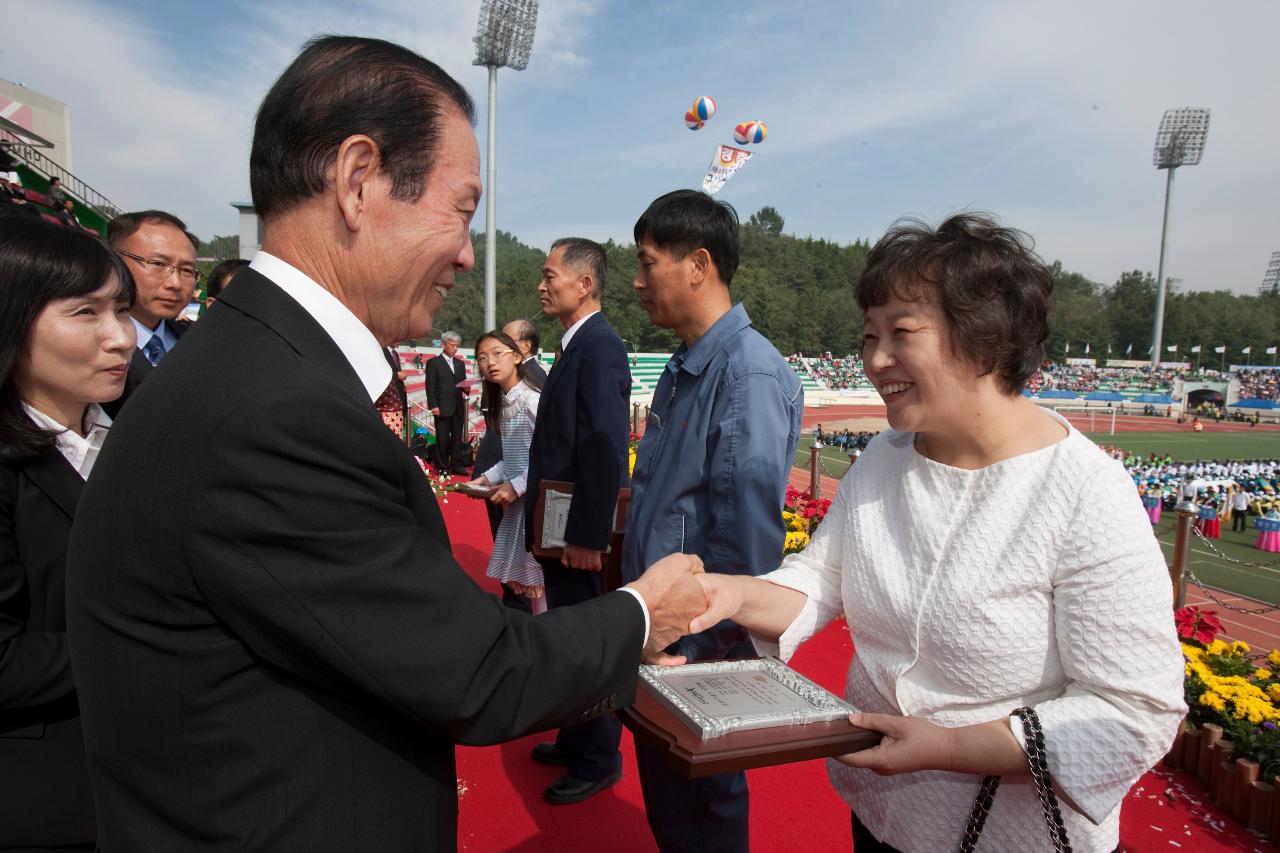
xmin=143 ymin=334 xmax=166 ymax=366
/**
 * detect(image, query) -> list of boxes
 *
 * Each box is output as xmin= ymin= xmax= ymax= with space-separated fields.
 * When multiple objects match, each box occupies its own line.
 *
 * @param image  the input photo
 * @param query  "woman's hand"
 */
xmin=489 ymin=483 xmax=518 ymax=506
xmin=836 ymin=713 xmax=957 ymax=775
xmin=688 ymin=573 xmax=746 ymax=633
xmin=469 ymin=476 xmax=491 ymax=487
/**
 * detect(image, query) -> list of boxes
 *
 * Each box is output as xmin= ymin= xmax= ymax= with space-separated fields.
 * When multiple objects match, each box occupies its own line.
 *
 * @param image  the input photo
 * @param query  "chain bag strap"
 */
xmin=959 ymin=707 xmax=1073 ymax=853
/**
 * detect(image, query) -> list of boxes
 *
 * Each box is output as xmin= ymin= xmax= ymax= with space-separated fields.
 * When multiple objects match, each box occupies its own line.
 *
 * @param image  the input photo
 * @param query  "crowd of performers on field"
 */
xmin=1106 ymin=449 xmax=1280 ymax=541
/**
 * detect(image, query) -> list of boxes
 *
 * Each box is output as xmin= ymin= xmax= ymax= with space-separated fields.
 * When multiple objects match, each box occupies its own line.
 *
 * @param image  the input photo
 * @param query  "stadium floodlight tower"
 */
xmin=1261 ymin=251 xmax=1280 ymax=296
xmin=1149 ymin=108 xmax=1210 ymax=369
xmin=473 ymin=0 xmax=539 ymax=331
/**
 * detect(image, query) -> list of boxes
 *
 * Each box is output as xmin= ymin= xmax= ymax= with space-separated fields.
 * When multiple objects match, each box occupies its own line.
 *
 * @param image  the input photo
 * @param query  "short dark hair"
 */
xmin=207 ymin=258 xmax=250 ymax=299
xmin=550 ymin=237 xmax=607 ymax=299
xmin=108 ymin=210 xmax=199 ymax=251
xmin=633 ymin=189 xmax=740 ymax=285
xmin=250 ymin=35 xmax=476 ymax=222
xmin=856 ymin=212 xmax=1052 ymax=394
xmin=0 ymin=217 xmax=134 ymax=463
xmin=506 ymin=318 xmax=540 ymax=355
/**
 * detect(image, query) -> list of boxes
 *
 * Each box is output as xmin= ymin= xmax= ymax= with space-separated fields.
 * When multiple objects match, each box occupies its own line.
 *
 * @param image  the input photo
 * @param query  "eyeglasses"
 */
xmin=117 ymin=249 xmax=203 ymax=284
xmin=475 ymin=350 xmax=516 ymax=365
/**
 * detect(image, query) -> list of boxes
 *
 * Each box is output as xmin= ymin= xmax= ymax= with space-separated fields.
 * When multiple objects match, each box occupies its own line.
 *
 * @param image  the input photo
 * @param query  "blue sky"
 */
xmin=5 ymin=0 xmax=1278 ymax=294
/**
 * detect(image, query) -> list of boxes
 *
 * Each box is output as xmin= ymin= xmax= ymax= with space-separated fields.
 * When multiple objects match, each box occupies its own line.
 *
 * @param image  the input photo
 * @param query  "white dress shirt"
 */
xmin=22 ymin=402 xmax=112 ymax=479
xmin=248 ymin=252 xmax=390 ymax=401
xmin=131 ymin=316 xmax=179 ymax=357
xmin=757 ymin=412 xmax=1185 ymax=853
xmin=558 ymin=309 xmax=600 ymax=352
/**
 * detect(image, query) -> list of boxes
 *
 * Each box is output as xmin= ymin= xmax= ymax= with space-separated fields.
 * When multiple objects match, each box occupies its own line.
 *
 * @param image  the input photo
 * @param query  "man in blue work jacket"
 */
xmin=624 ymin=189 xmax=803 ymax=853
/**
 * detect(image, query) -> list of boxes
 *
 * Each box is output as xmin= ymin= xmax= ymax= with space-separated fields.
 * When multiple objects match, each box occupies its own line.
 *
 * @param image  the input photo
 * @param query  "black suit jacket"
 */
xmin=65 ymin=269 xmax=644 ymax=851
xmin=0 ymin=450 xmax=96 ymax=848
xmin=524 ymin=314 xmax=631 ymax=551
xmin=425 ymin=353 xmax=467 ymax=417
xmin=102 ymin=318 xmax=187 ymax=418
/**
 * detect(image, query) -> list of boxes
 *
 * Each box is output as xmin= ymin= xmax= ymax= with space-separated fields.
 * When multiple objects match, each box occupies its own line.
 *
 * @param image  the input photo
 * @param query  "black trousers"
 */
xmin=1233 ymin=511 xmax=1249 ymax=532
xmin=433 ymin=408 xmax=466 ymax=471
xmin=540 ymin=556 xmax=621 ymax=783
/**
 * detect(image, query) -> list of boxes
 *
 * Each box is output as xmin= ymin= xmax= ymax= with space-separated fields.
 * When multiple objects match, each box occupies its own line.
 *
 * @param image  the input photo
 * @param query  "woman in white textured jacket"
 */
xmin=691 ymin=213 xmax=1186 ymax=853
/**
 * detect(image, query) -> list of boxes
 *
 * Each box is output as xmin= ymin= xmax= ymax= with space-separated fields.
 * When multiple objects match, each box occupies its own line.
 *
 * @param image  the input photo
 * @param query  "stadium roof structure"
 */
xmin=0 ymin=113 xmax=53 ymax=148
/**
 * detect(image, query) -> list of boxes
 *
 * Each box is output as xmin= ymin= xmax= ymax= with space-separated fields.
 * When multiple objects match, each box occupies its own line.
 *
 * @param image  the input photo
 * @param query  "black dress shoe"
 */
xmin=543 ymin=769 xmax=622 ymax=805
xmin=530 ymin=742 xmax=569 ymax=766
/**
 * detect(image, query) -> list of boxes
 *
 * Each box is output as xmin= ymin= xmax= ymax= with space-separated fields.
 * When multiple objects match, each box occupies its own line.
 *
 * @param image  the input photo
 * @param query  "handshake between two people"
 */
xmin=622 ymin=553 xmax=744 ymax=667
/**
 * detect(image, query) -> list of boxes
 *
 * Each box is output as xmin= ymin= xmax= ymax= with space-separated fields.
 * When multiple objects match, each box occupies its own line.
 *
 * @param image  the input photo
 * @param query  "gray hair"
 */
xmin=441 ymin=331 xmax=462 ymax=344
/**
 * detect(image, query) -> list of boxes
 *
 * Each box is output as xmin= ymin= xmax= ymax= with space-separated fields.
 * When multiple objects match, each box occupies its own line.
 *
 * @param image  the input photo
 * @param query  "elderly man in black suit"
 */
xmin=65 ymin=36 xmax=705 ymax=852
xmin=102 ymin=209 xmax=200 ymax=417
xmin=523 ymin=238 xmax=634 ymax=805
xmin=426 ymin=330 xmax=470 ymax=474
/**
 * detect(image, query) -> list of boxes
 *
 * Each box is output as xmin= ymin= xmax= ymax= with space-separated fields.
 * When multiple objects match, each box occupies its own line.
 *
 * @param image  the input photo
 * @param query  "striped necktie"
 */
xmin=143 ymin=334 xmax=166 ymax=366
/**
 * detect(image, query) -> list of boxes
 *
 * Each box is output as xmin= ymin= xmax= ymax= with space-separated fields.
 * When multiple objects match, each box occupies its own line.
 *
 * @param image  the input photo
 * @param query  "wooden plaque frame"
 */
xmin=619 ymin=673 xmax=881 ymax=779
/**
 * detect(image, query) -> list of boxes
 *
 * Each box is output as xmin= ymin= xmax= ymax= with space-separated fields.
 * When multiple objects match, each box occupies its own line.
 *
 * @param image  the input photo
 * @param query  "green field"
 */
xmin=793 ymin=431 xmax=1280 ymax=475
xmin=1081 ymin=431 xmax=1280 ymax=461
xmin=792 ymin=431 xmax=1280 ymax=606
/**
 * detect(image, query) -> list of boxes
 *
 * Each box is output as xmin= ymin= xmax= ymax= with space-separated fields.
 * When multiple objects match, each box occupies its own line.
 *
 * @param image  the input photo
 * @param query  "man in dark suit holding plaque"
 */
xmin=524 ymin=238 xmax=633 ymax=805
xmin=64 ymin=36 xmax=706 ymax=851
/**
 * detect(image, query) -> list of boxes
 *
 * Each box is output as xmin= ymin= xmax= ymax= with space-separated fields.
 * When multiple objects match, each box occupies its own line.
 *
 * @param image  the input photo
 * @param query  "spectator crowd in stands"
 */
xmin=1238 ymin=369 xmax=1280 ymax=401
xmin=790 ymin=352 xmax=871 ymax=390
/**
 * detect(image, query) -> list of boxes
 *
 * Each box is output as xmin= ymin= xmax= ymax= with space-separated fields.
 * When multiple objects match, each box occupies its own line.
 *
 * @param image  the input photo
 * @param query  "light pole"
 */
xmin=1149 ymin=108 xmax=1210 ymax=369
xmin=473 ymin=0 xmax=539 ymax=331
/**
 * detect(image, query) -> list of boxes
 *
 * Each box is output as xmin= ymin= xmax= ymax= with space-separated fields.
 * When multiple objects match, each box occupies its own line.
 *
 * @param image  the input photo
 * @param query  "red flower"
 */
xmin=1175 ymin=606 xmax=1222 ymax=646
xmin=803 ymin=505 xmax=817 ymax=518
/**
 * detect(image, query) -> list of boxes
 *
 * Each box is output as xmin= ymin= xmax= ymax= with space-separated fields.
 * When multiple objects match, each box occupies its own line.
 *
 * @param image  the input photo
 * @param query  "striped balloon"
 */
xmin=690 ymin=95 xmax=716 ymax=122
xmin=733 ymin=121 xmax=767 ymax=144
xmin=685 ymin=110 xmax=705 ymax=131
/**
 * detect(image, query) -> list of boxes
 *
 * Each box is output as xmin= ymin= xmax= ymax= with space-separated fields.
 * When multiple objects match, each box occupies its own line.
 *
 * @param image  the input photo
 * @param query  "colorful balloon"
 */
xmin=685 ymin=110 xmax=705 ymax=131
xmin=690 ymin=95 xmax=716 ymax=122
xmin=733 ymin=120 xmax=767 ymax=145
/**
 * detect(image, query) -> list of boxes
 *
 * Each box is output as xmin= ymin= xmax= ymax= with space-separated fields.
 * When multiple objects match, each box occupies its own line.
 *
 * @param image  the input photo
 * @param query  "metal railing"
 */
xmin=1168 ymin=503 xmax=1280 ymax=614
xmin=2 ymin=139 xmax=122 ymax=219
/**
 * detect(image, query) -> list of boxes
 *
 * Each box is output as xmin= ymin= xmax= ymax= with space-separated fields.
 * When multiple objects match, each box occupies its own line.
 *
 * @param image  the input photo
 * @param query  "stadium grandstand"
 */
xmin=1 ymin=79 xmax=121 ymax=238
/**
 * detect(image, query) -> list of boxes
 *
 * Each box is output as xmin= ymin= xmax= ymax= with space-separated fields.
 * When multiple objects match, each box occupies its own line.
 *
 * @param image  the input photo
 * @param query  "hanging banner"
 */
xmin=702 ymin=145 xmax=753 ymax=195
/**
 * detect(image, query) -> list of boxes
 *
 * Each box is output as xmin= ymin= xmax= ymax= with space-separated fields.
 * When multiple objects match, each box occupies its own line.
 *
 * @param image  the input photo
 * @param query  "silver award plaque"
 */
xmin=639 ymin=658 xmax=856 ymax=739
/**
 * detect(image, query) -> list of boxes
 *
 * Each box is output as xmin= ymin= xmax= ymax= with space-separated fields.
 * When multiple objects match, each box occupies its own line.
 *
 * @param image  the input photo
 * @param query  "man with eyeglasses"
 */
xmin=104 ymin=209 xmax=202 ymax=416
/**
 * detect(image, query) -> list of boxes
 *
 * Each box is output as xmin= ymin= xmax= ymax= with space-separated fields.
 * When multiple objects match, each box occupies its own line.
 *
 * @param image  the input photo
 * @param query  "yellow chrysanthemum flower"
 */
xmin=1257 ymin=668 xmax=1273 ymax=681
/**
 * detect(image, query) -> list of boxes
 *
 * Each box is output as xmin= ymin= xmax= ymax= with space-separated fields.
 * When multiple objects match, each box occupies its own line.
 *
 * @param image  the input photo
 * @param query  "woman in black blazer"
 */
xmin=0 ymin=218 xmax=135 ymax=850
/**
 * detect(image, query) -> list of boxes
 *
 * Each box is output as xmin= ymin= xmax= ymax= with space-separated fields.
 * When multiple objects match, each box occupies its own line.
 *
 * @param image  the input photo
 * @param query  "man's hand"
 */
xmin=625 ymin=553 xmax=707 ymax=665
xmin=489 ymin=482 xmax=517 ymax=507
xmin=562 ymin=543 xmax=603 ymax=571
xmin=430 ymin=407 xmax=440 ymax=416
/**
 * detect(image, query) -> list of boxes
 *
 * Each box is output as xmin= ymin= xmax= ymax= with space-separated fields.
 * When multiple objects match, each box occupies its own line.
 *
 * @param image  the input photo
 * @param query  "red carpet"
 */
xmin=442 ymin=494 xmax=1268 ymax=852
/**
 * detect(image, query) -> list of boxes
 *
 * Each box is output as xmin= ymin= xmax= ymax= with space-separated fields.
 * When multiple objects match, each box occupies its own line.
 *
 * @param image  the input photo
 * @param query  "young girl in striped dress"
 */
xmin=467 ymin=330 xmax=547 ymax=613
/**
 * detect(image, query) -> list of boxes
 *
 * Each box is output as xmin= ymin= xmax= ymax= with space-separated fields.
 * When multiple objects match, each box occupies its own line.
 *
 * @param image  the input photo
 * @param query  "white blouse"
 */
xmin=22 ymin=402 xmax=112 ymax=480
xmin=757 ymin=413 xmax=1185 ymax=853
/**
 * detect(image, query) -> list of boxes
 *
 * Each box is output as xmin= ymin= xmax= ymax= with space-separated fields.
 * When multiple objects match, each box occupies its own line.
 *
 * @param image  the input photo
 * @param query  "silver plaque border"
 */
xmin=639 ymin=657 xmax=856 ymax=740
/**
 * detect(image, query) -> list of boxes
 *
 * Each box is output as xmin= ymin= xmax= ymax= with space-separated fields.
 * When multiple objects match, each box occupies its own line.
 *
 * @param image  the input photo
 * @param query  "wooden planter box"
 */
xmin=1163 ymin=720 xmax=1280 ymax=846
